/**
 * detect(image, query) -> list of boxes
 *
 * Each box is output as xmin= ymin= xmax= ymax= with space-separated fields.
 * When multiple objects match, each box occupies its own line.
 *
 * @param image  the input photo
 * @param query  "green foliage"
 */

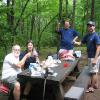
xmin=39 ymin=47 xmax=57 ymax=60
xmin=0 ymin=0 xmax=100 ymax=62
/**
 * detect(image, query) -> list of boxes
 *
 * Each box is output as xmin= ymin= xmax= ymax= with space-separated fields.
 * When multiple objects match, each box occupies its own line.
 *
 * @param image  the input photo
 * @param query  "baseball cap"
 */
xmin=87 ymin=21 xmax=95 ymax=26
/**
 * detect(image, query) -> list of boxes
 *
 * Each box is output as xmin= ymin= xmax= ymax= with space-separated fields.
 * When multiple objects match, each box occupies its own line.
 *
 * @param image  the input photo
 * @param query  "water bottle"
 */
xmin=29 ymin=63 xmax=34 ymax=74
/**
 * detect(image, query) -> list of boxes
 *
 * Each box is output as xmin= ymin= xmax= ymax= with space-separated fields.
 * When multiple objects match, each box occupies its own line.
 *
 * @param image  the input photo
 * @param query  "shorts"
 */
xmin=1 ymin=76 xmax=17 ymax=89
xmin=6 ymin=76 xmax=17 ymax=84
xmin=88 ymin=58 xmax=100 ymax=73
xmin=58 ymin=49 xmax=75 ymax=61
xmin=3 ymin=76 xmax=25 ymax=86
xmin=59 ymin=49 xmax=73 ymax=54
xmin=2 ymin=76 xmax=28 ymax=90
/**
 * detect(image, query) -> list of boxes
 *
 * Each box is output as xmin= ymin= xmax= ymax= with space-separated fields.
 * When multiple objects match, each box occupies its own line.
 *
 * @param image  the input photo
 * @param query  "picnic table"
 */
xmin=17 ymin=58 xmax=80 ymax=100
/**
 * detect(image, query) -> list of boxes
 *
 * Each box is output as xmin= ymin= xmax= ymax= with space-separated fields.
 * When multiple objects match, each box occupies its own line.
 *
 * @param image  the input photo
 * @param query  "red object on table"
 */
xmin=63 ymin=62 xmax=69 ymax=68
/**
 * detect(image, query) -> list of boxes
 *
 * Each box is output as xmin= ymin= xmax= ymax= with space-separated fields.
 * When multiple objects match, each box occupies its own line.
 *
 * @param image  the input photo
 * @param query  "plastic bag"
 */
xmin=0 ymin=82 xmax=9 ymax=94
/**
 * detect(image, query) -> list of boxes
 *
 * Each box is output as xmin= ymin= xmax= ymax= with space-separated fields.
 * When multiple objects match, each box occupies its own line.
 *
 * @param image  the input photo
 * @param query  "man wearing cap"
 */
xmin=75 ymin=21 xmax=100 ymax=92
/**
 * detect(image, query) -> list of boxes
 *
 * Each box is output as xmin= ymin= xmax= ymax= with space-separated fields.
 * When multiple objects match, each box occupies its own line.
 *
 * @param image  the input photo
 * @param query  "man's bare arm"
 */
xmin=15 ymin=52 xmax=31 ymax=68
xmin=92 ymin=45 xmax=100 ymax=64
xmin=56 ymin=22 xmax=60 ymax=32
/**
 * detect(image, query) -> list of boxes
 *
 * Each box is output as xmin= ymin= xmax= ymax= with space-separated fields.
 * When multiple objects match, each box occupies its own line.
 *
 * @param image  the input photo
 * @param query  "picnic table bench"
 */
xmin=64 ymin=66 xmax=90 ymax=100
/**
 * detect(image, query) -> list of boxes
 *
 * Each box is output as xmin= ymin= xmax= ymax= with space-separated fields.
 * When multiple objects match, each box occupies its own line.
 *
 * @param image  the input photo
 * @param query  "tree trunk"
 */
xmin=72 ymin=0 xmax=76 ymax=28
xmin=30 ymin=15 xmax=35 ymax=40
xmin=86 ymin=0 xmax=89 ymax=22
xmin=65 ymin=0 xmax=68 ymax=18
xmin=91 ymin=0 xmax=95 ymax=20
xmin=7 ymin=0 xmax=10 ymax=25
xmin=7 ymin=0 xmax=15 ymax=32
xmin=56 ymin=0 xmax=63 ymax=53
xmin=59 ymin=0 xmax=63 ymax=21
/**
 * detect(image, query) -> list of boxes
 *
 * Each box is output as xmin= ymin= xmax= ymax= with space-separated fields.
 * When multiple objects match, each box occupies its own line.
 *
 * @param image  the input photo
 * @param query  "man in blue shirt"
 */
xmin=75 ymin=21 xmax=100 ymax=92
xmin=56 ymin=19 xmax=80 ymax=60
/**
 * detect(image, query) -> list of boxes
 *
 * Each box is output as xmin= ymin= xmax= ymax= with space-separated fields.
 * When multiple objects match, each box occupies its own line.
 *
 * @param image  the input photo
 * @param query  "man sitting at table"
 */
xmin=1 ymin=44 xmax=31 ymax=100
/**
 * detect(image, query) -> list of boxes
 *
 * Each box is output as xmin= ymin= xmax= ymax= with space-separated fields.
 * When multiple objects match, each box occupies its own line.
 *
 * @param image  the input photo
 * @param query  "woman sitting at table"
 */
xmin=19 ymin=40 xmax=40 ymax=69
xmin=19 ymin=40 xmax=40 ymax=100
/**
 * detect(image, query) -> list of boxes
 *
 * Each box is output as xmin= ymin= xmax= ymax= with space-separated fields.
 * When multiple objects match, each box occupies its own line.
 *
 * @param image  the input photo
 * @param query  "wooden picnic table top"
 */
xmin=18 ymin=58 xmax=80 ymax=85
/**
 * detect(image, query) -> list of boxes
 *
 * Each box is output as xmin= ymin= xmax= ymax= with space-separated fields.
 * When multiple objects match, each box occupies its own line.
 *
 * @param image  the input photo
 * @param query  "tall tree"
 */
xmin=86 ymin=0 xmax=89 ymax=22
xmin=30 ymin=15 xmax=35 ymax=40
xmin=65 ymin=0 xmax=68 ymax=18
xmin=91 ymin=0 xmax=95 ymax=20
xmin=7 ymin=0 xmax=15 ymax=32
xmin=59 ymin=0 xmax=63 ymax=21
xmin=56 ymin=0 xmax=63 ymax=53
xmin=72 ymin=0 xmax=76 ymax=28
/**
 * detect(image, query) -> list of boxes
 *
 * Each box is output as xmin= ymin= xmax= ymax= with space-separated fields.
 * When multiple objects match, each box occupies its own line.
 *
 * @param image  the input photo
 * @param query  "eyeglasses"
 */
xmin=13 ymin=49 xmax=20 ymax=51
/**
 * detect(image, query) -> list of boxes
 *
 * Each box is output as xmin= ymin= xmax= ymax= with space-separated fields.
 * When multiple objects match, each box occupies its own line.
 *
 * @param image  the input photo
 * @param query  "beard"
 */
xmin=13 ymin=52 xmax=20 ymax=58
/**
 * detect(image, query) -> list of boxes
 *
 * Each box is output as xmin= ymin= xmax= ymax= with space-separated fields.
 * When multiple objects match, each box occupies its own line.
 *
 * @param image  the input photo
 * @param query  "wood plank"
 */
xmin=64 ymin=86 xmax=84 ymax=100
xmin=74 ymin=66 xmax=90 ymax=91
xmin=64 ymin=66 xmax=90 ymax=100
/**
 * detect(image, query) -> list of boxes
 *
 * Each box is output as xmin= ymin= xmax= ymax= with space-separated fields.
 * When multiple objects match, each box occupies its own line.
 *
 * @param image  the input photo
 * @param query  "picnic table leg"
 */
xmin=74 ymin=62 xmax=80 ymax=78
xmin=55 ymin=84 xmax=64 ymax=100
xmin=68 ymin=61 xmax=80 ymax=78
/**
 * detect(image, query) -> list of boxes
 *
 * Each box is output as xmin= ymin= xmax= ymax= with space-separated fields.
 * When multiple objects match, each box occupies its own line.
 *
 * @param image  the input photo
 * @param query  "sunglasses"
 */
xmin=87 ymin=25 xmax=95 ymax=27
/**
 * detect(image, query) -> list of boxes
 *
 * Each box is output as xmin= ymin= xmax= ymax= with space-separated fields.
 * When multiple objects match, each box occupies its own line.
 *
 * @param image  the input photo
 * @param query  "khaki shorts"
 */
xmin=88 ymin=58 xmax=100 ymax=73
xmin=4 ymin=76 xmax=17 ymax=85
xmin=2 ymin=75 xmax=27 ymax=89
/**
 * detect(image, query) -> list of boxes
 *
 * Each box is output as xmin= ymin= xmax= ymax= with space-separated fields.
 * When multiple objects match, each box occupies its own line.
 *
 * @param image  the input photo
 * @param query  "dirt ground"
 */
xmin=84 ymin=71 xmax=100 ymax=100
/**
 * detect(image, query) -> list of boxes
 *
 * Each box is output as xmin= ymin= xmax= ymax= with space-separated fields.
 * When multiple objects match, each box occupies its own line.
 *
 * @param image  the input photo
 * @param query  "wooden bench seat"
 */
xmin=64 ymin=86 xmax=84 ymax=100
xmin=64 ymin=66 xmax=90 ymax=100
xmin=74 ymin=66 xmax=90 ymax=89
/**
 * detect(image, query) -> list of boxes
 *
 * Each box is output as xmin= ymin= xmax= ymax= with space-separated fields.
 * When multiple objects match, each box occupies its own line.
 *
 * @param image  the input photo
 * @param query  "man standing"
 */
xmin=1 ymin=44 xmax=31 ymax=100
xmin=56 ymin=19 xmax=80 ymax=60
xmin=75 ymin=21 xmax=100 ymax=92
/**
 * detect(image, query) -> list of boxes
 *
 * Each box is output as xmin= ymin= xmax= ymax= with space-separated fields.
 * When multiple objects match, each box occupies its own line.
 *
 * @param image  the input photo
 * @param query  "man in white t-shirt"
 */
xmin=1 ymin=44 xmax=31 ymax=100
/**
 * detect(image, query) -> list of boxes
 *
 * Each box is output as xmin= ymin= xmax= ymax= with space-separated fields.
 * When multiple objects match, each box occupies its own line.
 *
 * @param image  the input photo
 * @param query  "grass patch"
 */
xmin=39 ymin=46 xmax=86 ymax=61
xmin=39 ymin=47 xmax=57 ymax=60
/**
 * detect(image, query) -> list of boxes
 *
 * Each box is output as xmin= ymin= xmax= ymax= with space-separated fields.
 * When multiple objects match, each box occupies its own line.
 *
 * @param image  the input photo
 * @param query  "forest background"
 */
xmin=0 ymin=0 xmax=100 ymax=66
